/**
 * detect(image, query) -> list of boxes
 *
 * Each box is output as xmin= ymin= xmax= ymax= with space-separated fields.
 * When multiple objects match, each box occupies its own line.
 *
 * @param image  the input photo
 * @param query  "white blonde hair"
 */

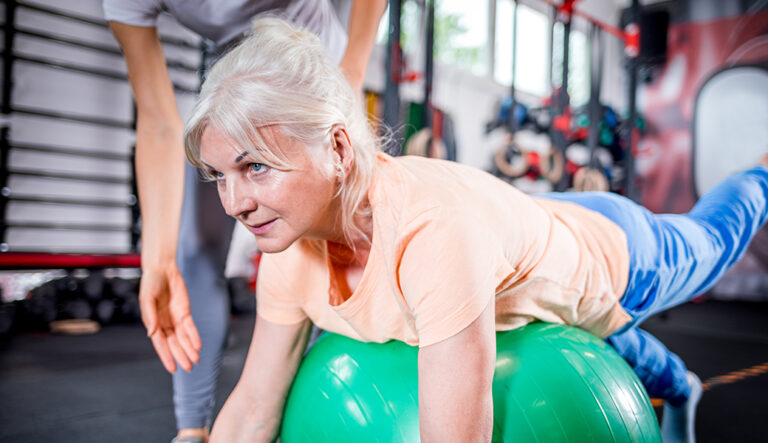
xmin=184 ymin=17 xmax=381 ymax=248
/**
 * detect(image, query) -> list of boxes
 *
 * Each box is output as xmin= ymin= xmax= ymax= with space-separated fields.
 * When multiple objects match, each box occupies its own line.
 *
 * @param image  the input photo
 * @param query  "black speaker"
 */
xmin=640 ymin=10 xmax=669 ymax=64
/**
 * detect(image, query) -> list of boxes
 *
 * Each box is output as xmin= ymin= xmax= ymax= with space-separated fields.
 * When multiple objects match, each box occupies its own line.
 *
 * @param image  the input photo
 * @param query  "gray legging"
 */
xmin=174 ymin=163 xmax=234 ymax=429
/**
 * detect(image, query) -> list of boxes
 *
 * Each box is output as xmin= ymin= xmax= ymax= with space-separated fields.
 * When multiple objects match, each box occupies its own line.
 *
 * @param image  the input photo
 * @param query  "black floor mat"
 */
xmin=0 ymin=301 xmax=766 ymax=443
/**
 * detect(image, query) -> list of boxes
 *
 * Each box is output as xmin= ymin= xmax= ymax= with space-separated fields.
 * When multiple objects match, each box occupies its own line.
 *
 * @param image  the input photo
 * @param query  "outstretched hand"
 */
xmin=139 ymin=264 xmax=202 ymax=373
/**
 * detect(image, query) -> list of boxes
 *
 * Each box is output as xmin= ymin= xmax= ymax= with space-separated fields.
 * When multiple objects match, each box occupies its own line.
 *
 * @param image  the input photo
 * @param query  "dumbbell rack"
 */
xmin=0 ymin=0 xmax=202 ymax=271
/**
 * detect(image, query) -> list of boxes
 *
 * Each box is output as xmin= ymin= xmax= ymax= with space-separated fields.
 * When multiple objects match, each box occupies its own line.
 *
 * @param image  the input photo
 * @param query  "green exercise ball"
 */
xmin=280 ymin=323 xmax=661 ymax=442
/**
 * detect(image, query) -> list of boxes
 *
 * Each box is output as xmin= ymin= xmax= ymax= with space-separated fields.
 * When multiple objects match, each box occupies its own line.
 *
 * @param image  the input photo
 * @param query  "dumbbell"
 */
xmin=25 ymin=280 xmax=59 ymax=326
xmin=109 ymin=277 xmax=141 ymax=322
xmin=51 ymin=275 xmax=94 ymax=320
xmin=81 ymin=271 xmax=118 ymax=325
xmin=94 ymin=298 xmax=116 ymax=325
xmin=81 ymin=271 xmax=106 ymax=302
xmin=0 ymin=302 xmax=16 ymax=337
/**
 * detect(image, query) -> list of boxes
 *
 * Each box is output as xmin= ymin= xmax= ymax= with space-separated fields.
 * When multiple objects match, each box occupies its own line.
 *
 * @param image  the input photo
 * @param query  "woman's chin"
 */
xmin=253 ymin=236 xmax=296 ymax=254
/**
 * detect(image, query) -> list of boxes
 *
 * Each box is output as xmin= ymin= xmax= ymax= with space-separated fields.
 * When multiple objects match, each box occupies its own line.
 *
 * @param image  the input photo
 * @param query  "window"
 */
xmin=435 ymin=0 xmax=489 ymax=76
xmin=494 ymin=0 xmax=515 ymax=85
xmin=494 ymin=1 xmax=550 ymax=97
xmin=377 ymin=1 xmax=490 ymax=76
xmin=375 ymin=2 xmax=423 ymax=55
xmin=552 ymin=23 xmax=590 ymax=107
xmin=372 ymin=0 xmax=592 ymax=105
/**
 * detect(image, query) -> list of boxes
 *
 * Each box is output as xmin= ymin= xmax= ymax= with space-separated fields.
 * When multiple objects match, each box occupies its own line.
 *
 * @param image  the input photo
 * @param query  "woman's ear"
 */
xmin=330 ymin=124 xmax=354 ymax=175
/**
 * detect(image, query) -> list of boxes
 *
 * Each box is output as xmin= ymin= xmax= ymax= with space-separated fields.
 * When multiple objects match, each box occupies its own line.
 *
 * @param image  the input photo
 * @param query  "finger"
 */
xmin=175 ymin=321 xmax=200 ymax=364
xmin=167 ymin=332 xmax=193 ymax=372
xmin=168 ymin=272 xmax=201 ymax=352
xmin=150 ymin=330 xmax=177 ymax=373
xmin=139 ymin=290 xmax=158 ymax=337
xmin=167 ymin=270 xmax=195 ymax=334
xmin=182 ymin=315 xmax=202 ymax=351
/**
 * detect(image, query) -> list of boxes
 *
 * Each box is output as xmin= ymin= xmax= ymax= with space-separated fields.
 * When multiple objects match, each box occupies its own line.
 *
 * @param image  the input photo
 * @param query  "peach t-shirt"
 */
xmin=257 ymin=153 xmax=632 ymax=347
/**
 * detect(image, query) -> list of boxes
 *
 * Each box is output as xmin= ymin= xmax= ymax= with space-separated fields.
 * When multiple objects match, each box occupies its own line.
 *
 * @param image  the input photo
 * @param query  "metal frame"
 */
xmin=586 ymin=22 xmax=604 ymax=169
xmin=383 ymin=0 xmax=403 ymax=154
xmin=623 ymin=0 xmax=640 ymax=200
xmin=527 ymin=0 xmax=642 ymax=195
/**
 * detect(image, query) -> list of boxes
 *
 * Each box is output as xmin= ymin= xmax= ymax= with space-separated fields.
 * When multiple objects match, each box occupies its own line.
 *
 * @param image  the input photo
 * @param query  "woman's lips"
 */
xmin=247 ymin=219 xmax=276 ymax=235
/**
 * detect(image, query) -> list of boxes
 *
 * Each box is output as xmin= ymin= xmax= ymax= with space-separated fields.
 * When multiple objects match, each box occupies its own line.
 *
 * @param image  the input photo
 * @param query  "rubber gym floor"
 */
xmin=1 ymin=299 xmax=766 ymax=443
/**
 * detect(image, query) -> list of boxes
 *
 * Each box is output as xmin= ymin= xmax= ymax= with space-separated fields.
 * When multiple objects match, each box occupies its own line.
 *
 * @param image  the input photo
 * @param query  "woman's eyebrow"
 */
xmin=235 ymin=151 xmax=250 ymax=164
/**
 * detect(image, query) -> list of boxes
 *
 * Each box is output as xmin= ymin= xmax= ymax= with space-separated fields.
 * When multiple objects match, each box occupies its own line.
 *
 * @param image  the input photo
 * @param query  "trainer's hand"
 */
xmin=139 ymin=264 xmax=202 ymax=373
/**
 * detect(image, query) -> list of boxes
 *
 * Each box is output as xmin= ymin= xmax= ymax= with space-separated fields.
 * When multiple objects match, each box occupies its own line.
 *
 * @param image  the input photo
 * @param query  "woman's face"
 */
xmin=199 ymin=125 xmax=339 ymax=253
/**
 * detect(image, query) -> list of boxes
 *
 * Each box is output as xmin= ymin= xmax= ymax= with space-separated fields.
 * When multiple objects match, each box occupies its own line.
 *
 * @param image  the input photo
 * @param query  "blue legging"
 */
xmin=541 ymin=166 xmax=768 ymax=406
xmin=174 ymin=163 xmax=233 ymax=429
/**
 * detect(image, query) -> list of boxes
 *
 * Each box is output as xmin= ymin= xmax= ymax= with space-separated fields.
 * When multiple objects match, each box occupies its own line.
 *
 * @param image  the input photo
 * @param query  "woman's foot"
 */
xmin=171 ymin=427 xmax=208 ymax=443
xmin=660 ymin=371 xmax=702 ymax=443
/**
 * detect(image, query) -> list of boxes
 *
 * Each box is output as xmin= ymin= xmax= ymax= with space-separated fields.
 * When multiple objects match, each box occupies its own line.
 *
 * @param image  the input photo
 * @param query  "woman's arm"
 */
xmin=418 ymin=301 xmax=496 ymax=442
xmin=108 ymin=22 xmax=200 ymax=372
xmin=338 ymin=0 xmax=388 ymax=92
xmin=210 ymin=315 xmax=313 ymax=443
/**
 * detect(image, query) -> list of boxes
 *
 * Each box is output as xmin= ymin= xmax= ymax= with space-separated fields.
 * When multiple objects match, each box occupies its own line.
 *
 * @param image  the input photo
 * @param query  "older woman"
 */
xmin=107 ymin=3 xmax=385 ymax=441
xmin=184 ymin=18 xmax=768 ymax=443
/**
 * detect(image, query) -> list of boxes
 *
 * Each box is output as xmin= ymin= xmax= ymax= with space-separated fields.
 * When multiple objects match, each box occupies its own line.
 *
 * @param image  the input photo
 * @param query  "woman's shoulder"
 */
xmin=373 ymin=154 xmax=521 ymax=219
xmin=370 ymin=156 xmax=492 ymax=243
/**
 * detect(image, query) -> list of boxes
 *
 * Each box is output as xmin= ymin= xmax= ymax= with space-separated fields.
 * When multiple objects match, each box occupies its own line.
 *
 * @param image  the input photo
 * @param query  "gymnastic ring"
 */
xmin=573 ymin=166 xmax=609 ymax=192
xmin=495 ymin=135 xmax=530 ymax=178
xmin=540 ymin=145 xmax=565 ymax=184
xmin=406 ymin=128 xmax=449 ymax=160
xmin=427 ymin=137 xmax=447 ymax=160
xmin=404 ymin=128 xmax=430 ymax=157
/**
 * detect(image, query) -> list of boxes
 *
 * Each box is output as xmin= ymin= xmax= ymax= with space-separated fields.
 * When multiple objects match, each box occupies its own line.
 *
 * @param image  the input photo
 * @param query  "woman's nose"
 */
xmin=222 ymin=179 xmax=256 ymax=218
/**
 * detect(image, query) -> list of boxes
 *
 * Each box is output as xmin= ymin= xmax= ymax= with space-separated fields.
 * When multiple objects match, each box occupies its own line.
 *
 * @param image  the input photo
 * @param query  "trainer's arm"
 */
xmin=338 ymin=0 xmax=388 ymax=92
xmin=418 ymin=301 xmax=496 ymax=442
xmin=210 ymin=315 xmax=312 ymax=443
xmin=109 ymin=22 xmax=200 ymax=372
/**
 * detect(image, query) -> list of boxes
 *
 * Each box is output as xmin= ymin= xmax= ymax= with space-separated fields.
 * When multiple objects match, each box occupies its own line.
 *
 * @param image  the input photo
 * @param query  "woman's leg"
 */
xmin=542 ymin=166 xmax=768 ymax=429
xmin=174 ymin=164 xmax=233 ymax=433
xmin=543 ymin=165 xmax=768 ymax=323
xmin=605 ymin=328 xmax=690 ymax=404
xmin=625 ymin=165 xmax=768 ymax=322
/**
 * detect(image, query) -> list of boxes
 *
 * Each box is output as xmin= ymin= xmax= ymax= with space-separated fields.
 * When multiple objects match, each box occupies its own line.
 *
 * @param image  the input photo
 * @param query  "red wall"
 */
xmin=636 ymin=10 xmax=768 ymax=213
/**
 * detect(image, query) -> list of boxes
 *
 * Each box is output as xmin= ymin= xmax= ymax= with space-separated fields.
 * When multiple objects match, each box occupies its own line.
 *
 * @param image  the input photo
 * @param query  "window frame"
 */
xmin=375 ymin=0 xmax=595 ymax=102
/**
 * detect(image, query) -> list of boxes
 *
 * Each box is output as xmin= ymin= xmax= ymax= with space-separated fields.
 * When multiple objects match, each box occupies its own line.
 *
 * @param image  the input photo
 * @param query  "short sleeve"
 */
xmin=255 ymin=252 xmax=309 ymax=325
xmin=102 ymin=0 xmax=163 ymax=27
xmin=397 ymin=209 xmax=500 ymax=347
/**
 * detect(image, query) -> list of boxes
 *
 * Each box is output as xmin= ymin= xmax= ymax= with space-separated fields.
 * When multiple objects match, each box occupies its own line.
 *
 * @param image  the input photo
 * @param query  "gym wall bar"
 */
xmin=0 ymin=0 xmax=203 ymax=267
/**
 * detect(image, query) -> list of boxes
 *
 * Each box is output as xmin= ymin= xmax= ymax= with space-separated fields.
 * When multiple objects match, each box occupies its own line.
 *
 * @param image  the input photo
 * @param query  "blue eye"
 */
xmin=250 ymin=163 xmax=267 ymax=173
